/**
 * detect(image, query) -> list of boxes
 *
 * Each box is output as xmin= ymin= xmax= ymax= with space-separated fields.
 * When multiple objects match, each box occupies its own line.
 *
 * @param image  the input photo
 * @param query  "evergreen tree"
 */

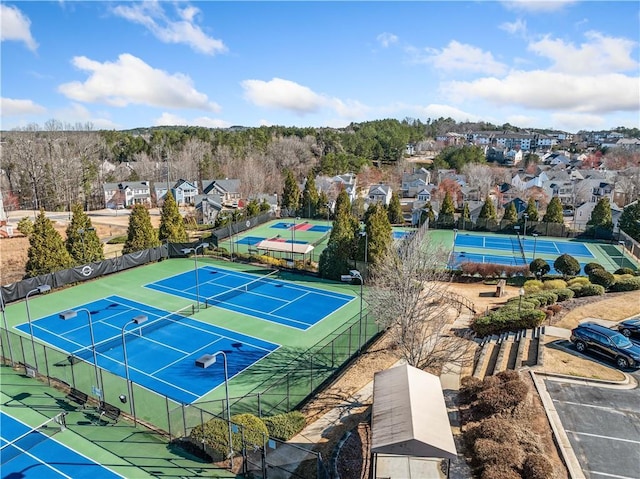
xmin=503 ymin=202 xmax=518 ymax=222
xmin=543 ymin=197 xmax=564 ymax=223
xmin=66 ymin=203 xmax=103 ymax=264
xmin=317 ymin=191 xmax=330 ymax=220
xmin=619 ymin=202 xmax=640 ymax=242
xmin=420 ymin=202 xmax=436 ymax=227
xmin=438 ymin=191 xmax=456 ymax=226
xmin=524 ymin=197 xmax=539 ymax=221
xmin=301 ymin=174 xmax=319 ymax=219
xmin=554 ymin=253 xmax=580 ymax=277
xmin=334 ymin=189 xmax=351 ymax=218
xmin=123 ymin=204 xmax=161 ymax=254
xmin=478 ymin=196 xmax=497 ymax=220
xmin=17 ymin=217 xmax=34 ymax=237
xmin=364 ymin=202 xmax=393 ymax=266
xmin=351 ymin=196 xmax=366 ymax=219
xmin=461 ymin=202 xmax=471 ymax=225
xmin=587 ymin=197 xmax=613 ymax=231
xmin=245 ymin=198 xmax=261 ymax=217
xmin=158 ymin=191 xmax=188 ymax=243
xmin=25 ymin=209 xmax=74 ymax=277
xmin=319 ymin=195 xmax=359 ymax=280
xmin=529 ymin=258 xmax=550 ymax=279
xmin=259 ymin=199 xmax=272 ymax=213
xmin=387 ymin=192 xmax=404 ymax=225
xmin=281 ymin=169 xmax=301 ymax=215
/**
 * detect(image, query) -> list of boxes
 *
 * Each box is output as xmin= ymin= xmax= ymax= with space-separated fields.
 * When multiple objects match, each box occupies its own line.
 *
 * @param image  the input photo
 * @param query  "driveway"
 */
xmin=544 ymin=372 xmax=640 ymax=479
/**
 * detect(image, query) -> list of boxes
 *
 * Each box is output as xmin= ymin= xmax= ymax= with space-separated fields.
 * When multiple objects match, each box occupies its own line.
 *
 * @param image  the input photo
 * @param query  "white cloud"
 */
xmin=242 ymin=78 xmax=326 ymax=114
xmin=1 ymin=97 xmax=46 ymax=116
xmin=377 ymin=32 xmax=398 ymax=48
xmin=58 ymin=53 xmax=220 ymax=111
xmin=154 ymin=112 xmax=230 ymax=128
xmin=528 ymin=31 xmax=638 ymax=74
xmin=501 ymin=1 xmax=577 ymax=13
xmin=500 ymin=18 xmax=527 ymax=36
xmin=443 ymin=70 xmax=639 ymax=114
xmin=54 ymin=103 xmax=120 ymax=129
xmin=112 ymin=1 xmax=226 ymax=55
xmin=0 ymin=4 xmax=38 ymax=51
xmin=412 ymin=41 xmax=507 ymax=75
xmin=550 ymin=112 xmax=606 ymax=131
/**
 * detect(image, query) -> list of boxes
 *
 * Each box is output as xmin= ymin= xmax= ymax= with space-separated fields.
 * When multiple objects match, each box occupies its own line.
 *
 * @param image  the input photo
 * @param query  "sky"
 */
xmin=1 ymin=1 xmax=639 ymax=133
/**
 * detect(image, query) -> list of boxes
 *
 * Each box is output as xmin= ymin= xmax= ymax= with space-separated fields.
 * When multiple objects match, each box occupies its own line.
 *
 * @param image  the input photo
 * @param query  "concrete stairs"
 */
xmin=473 ymin=327 xmax=545 ymax=379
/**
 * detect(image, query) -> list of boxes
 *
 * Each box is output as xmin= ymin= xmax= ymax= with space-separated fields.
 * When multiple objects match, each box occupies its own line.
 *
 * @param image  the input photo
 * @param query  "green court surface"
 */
xmin=0 ymin=364 xmax=235 ymax=478
xmin=2 ymin=257 xmax=371 ymax=430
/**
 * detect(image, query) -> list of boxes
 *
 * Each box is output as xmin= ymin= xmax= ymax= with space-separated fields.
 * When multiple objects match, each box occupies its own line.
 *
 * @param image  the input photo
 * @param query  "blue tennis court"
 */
xmin=236 ymin=236 xmax=266 ymax=245
xmin=453 ymin=252 xmax=589 ymax=275
xmin=1 ymin=411 xmax=122 ymax=479
xmin=146 ymin=266 xmax=355 ymax=330
xmin=455 ymin=233 xmax=594 ymax=258
xmin=16 ymin=296 xmax=278 ymax=404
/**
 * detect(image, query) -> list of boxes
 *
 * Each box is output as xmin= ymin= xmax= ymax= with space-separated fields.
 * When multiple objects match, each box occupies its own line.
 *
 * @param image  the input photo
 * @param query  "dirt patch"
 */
xmin=554 ymin=292 xmax=640 ymax=329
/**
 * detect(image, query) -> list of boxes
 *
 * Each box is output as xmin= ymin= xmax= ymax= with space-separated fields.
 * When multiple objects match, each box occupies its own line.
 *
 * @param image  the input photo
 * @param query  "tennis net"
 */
xmin=205 ymin=269 xmax=280 ymax=308
xmin=1 ymin=412 xmax=67 ymax=466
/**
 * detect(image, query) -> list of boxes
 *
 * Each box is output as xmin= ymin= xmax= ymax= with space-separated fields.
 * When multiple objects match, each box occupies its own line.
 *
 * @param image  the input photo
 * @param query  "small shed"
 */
xmin=371 ymin=363 xmax=457 ymax=478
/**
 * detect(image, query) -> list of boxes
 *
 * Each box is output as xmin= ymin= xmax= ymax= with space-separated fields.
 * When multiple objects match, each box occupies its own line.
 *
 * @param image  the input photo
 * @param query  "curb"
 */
xmin=529 ymin=371 xmax=586 ymax=479
xmin=533 ymin=369 xmax=636 ymax=388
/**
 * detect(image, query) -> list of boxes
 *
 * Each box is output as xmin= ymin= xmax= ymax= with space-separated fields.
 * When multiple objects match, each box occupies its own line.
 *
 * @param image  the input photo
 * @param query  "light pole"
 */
xmin=59 ymin=308 xmax=101 ymax=397
xmin=182 ymin=242 xmax=210 ymax=311
xmin=25 ymin=285 xmax=52 ymax=371
xmin=349 ymin=270 xmax=364 ymax=353
xmin=78 ymin=227 xmax=96 ymax=264
xmin=291 ymin=216 xmax=300 ymax=262
xmin=360 ymin=230 xmax=368 ymax=265
xmin=121 ymin=314 xmax=148 ymax=426
xmin=195 ymin=351 xmax=233 ymax=467
xmin=532 ymin=233 xmax=538 ymax=260
xmin=518 ymin=287 xmax=525 ymax=314
xmin=450 ymin=229 xmax=458 ymax=270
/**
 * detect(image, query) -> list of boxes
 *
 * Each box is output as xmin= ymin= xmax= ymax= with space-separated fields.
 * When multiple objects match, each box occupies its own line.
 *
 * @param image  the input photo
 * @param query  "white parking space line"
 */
xmin=589 ymin=471 xmax=639 ymax=479
xmin=554 ymin=400 xmax=627 ymax=414
xmin=565 ymin=430 xmax=640 ymax=444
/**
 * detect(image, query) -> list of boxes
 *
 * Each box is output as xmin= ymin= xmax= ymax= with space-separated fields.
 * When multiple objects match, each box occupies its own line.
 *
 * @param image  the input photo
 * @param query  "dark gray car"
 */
xmin=617 ymin=317 xmax=640 ymax=339
xmin=570 ymin=322 xmax=640 ymax=369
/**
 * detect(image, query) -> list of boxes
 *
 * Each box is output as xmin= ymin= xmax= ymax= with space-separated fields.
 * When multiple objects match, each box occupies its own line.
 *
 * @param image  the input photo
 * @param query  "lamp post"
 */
xmin=59 ymin=308 xmax=101 ymax=397
xmin=121 ymin=314 xmax=148 ymax=426
xmin=195 ymin=351 xmax=233 ymax=467
xmin=518 ymin=287 xmax=525 ymax=314
xmin=523 ymin=213 xmax=529 ymax=237
xmin=291 ymin=216 xmax=300 ymax=262
xmin=360 ymin=230 xmax=368 ymax=265
xmin=25 ymin=285 xmax=51 ymax=371
xmin=78 ymin=227 xmax=96 ymax=264
xmin=349 ymin=269 xmax=364 ymax=353
xmin=450 ymin=229 xmax=458 ymax=270
xmin=532 ymin=233 xmax=538 ymax=260
xmin=182 ymin=243 xmax=210 ymax=311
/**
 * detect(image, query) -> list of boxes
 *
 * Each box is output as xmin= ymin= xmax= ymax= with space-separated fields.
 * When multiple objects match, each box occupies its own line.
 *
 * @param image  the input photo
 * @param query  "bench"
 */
xmin=66 ymin=388 xmax=89 ymax=409
xmin=96 ymin=401 xmax=120 ymax=424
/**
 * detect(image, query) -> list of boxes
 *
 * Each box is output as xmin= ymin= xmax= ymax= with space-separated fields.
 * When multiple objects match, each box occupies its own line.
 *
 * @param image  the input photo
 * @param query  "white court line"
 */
xmin=151 ymin=337 xmax=225 ymax=376
xmin=1 ymin=439 xmax=74 ymax=478
xmin=565 ymin=430 xmax=640 ymax=445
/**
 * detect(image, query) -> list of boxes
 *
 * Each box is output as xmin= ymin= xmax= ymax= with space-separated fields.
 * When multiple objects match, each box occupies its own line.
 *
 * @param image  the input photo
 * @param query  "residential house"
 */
xmin=172 ymin=179 xmax=199 ymax=206
xmin=247 ymin=194 xmax=279 ymax=214
xmin=103 ymin=181 xmax=151 ymax=209
xmin=194 ymin=194 xmax=223 ymax=225
xmin=401 ymin=168 xmax=431 ymax=198
xmin=315 ymin=173 xmax=358 ymax=203
xmin=511 ymin=171 xmax=549 ymax=190
xmin=367 ymin=184 xmax=393 ymax=206
xmin=202 ymin=179 xmax=242 ymax=206
xmin=574 ymin=201 xmax=623 ymax=231
xmin=504 ymin=149 xmax=523 ymax=166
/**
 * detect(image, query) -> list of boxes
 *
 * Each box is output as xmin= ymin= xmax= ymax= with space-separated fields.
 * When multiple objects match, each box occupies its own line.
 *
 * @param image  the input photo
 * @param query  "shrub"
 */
xmin=579 ymin=284 xmax=606 ymax=297
xmin=543 ymin=279 xmax=567 ymax=290
xmin=480 ymin=464 xmax=521 ymax=479
xmin=517 ymin=309 xmax=546 ymax=329
xmin=473 ymin=439 xmax=524 ymax=468
xmin=466 ymin=417 xmax=519 ymax=444
xmin=548 ymin=304 xmax=563 ymax=314
xmin=231 ymin=414 xmax=269 ymax=451
xmin=567 ymin=276 xmax=590 ymax=286
xmin=263 ymin=411 xmax=306 ymax=441
xmin=189 ymin=418 xmax=231 ymax=460
xmin=568 ymin=283 xmax=584 ymax=297
xmin=107 ymin=235 xmax=127 ymax=244
xmin=614 ymin=267 xmax=635 ymax=275
xmin=17 ymin=217 xmax=34 ymax=237
xmin=476 ymin=379 xmax=529 ymax=414
xmin=459 ymin=376 xmax=483 ymax=404
xmin=529 ymin=258 xmax=550 ymax=279
xmin=553 ymin=288 xmax=575 ymax=301
xmin=609 ymin=276 xmax=640 ymax=292
xmin=584 ymin=262 xmax=605 ymax=275
xmin=523 ymin=454 xmax=554 ymax=479
xmin=588 ymin=269 xmax=615 ymax=288
xmin=554 ymin=253 xmax=581 ymax=277
xmin=530 ymin=291 xmax=558 ymax=306
xmin=523 ymin=279 xmax=543 ymax=293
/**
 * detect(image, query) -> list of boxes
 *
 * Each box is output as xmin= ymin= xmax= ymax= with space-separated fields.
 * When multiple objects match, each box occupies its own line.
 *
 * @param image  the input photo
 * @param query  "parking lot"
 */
xmin=544 ymin=355 xmax=640 ymax=479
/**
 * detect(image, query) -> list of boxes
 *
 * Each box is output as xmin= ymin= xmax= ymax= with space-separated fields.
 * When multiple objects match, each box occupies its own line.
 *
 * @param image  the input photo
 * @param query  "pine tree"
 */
xmin=159 ymin=191 xmax=188 ymax=242
xmin=543 ymin=197 xmax=564 ymax=223
xmin=66 ymin=203 xmax=104 ymax=264
xmin=524 ymin=197 xmax=539 ymax=221
xmin=619 ymin=202 xmax=640 ymax=241
xmin=460 ymin=202 xmax=471 ymax=229
xmin=335 ymin=189 xmax=351 ymax=218
xmin=387 ymin=192 xmax=404 ymax=225
xmin=319 ymin=194 xmax=359 ymax=280
xmin=478 ymin=196 xmax=497 ymax=220
xmin=503 ymin=202 xmax=518 ymax=222
xmin=123 ymin=204 xmax=161 ymax=254
xmin=25 ymin=209 xmax=74 ymax=277
xmin=245 ymin=198 xmax=261 ymax=217
xmin=438 ymin=191 xmax=456 ymax=225
xmin=281 ymin=170 xmax=301 ymax=215
xmin=587 ymin=197 xmax=613 ymax=231
xmin=301 ymin=174 xmax=319 ymax=219
xmin=420 ymin=202 xmax=436 ymax=227
xmin=365 ymin=202 xmax=393 ymax=266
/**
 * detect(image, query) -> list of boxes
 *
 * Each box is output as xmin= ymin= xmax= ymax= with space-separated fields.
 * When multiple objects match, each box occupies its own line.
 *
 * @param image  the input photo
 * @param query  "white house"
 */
xmin=401 ymin=168 xmax=431 ymax=198
xmin=202 ymin=179 xmax=242 ymax=205
xmin=103 ymin=181 xmax=151 ymax=209
xmin=368 ymin=184 xmax=393 ymax=206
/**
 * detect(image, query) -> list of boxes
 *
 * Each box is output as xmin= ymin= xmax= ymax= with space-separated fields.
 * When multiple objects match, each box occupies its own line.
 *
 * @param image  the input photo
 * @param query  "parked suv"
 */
xmin=570 ymin=322 xmax=640 ymax=369
xmin=617 ymin=317 xmax=640 ymax=339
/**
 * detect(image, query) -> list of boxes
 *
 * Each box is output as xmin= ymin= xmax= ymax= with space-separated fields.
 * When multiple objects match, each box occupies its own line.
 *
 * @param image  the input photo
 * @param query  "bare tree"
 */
xmin=367 ymin=227 xmax=473 ymax=372
xmin=462 ymin=163 xmax=496 ymax=200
